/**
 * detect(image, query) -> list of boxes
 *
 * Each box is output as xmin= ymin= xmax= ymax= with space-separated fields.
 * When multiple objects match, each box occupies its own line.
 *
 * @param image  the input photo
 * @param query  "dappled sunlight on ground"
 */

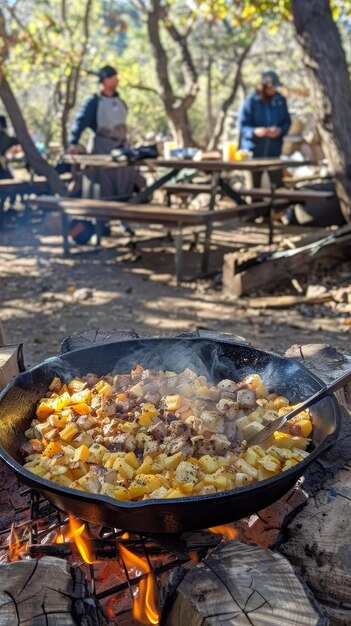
xmin=0 ymin=212 xmax=349 ymax=367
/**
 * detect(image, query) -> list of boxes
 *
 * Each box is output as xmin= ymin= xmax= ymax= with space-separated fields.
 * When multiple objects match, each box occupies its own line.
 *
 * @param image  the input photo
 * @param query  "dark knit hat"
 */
xmin=97 ymin=65 xmax=117 ymax=82
xmin=261 ymin=70 xmax=281 ymax=87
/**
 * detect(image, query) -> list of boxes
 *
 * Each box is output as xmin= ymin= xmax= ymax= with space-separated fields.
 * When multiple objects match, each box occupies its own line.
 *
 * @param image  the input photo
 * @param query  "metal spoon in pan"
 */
xmin=245 ymin=367 xmax=351 ymax=448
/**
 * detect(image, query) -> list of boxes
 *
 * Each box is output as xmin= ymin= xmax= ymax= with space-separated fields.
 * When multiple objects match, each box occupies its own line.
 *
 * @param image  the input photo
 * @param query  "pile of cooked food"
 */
xmin=22 ymin=365 xmax=312 ymax=501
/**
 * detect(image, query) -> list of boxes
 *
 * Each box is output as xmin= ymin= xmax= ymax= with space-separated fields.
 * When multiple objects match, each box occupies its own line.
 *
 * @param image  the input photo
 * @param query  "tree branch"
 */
xmin=129 ymin=83 xmax=161 ymax=97
xmin=163 ymin=20 xmax=198 ymax=91
xmin=207 ymin=40 xmax=255 ymax=150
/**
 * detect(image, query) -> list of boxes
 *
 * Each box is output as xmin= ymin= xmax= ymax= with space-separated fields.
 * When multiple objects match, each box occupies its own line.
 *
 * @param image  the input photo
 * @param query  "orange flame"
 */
xmin=55 ymin=514 xmax=94 ymax=564
xmin=119 ymin=533 xmax=159 ymax=625
xmin=208 ymin=525 xmax=238 ymax=540
xmin=8 ymin=524 xmax=26 ymax=561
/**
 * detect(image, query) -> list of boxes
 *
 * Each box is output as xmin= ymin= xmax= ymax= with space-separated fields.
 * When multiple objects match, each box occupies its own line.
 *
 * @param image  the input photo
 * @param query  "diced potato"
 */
xmin=235 ymin=459 xmax=259 ymax=480
xmin=69 ymin=461 xmax=89 ymax=480
xmin=258 ymin=454 xmax=280 ymax=473
xmin=73 ymin=444 xmax=89 ymax=463
xmin=164 ymin=395 xmax=184 ymax=411
xmin=203 ymin=473 xmax=227 ymax=490
xmin=165 ymin=488 xmax=185 ymax=499
xmin=235 ymin=415 xmax=250 ymax=434
xmin=55 ymin=392 xmax=72 ymax=411
xmin=51 ymin=474 xmax=74 ymax=487
xmin=35 ymin=422 xmax=55 ymax=437
xmin=36 ymin=401 xmax=55 ymax=421
xmin=114 ymin=486 xmax=132 ymax=501
xmin=42 ymin=441 xmax=62 ymax=458
xmin=164 ymin=452 xmax=184 ymax=470
xmin=242 ymin=448 xmax=260 ymax=468
xmin=235 ymin=472 xmax=254 ymax=487
xmin=290 ymin=419 xmax=313 ymax=438
xmin=113 ymin=459 xmax=135 ymax=480
xmin=99 ymin=383 xmax=113 ymax=398
xmin=25 ymin=464 xmax=47 ymax=477
xmin=149 ymin=486 xmax=168 ymax=499
xmin=60 ymin=423 xmax=79 ymax=443
xmin=136 ymin=456 xmax=154 ymax=475
xmin=290 ymin=436 xmax=309 ymax=450
xmin=124 ymin=451 xmax=139 ymax=469
xmin=198 ymin=455 xmax=218 ymax=474
xmin=88 ymin=443 xmax=108 ymax=464
xmin=266 ymin=446 xmax=293 ymax=460
xmin=282 ymin=459 xmax=299 ymax=471
xmin=272 ymin=396 xmax=289 ymax=409
xmin=70 ymin=389 xmax=92 ymax=405
xmin=67 ymin=378 xmax=86 ymax=393
xmin=129 ymin=382 xmax=144 ymax=397
xmin=242 ymin=421 xmax=265 ymax=439
xmin=100 ymin=482 xmax=115 ymax=497
xmin=257 ymin=466 xmax=277 ymax=481
xmin=71 ymin=402 xmax=92 ymax=415
xmin=249 ymin=445 xmax=266 ymax=458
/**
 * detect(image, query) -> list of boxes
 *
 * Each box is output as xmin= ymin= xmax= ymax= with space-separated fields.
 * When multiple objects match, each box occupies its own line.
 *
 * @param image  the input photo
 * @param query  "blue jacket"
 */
xmin=69 ymin=92 xmax=128 ymax=145
xmin=238 ymin=92 xmax=291 ymax=157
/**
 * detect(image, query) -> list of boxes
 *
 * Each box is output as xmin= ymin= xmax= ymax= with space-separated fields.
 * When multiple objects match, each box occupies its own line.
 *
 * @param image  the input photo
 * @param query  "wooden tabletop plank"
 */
xmin=62 ymin=154 xmax=310 ymax=172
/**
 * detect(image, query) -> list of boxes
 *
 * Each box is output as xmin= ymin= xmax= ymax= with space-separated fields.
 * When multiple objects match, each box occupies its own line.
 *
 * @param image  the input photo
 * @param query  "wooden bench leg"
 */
xmin=174 ymin=223 xmax=184 ymax=284
xmin=268 ymin=186 xmax=276 ymax=245
xmin=61 ymin=211 xmax=70 ymax=257
xmin=95 ymin=220 xmax=103 ymax=246
xmin=0 ymin=199 xmax=4 ymax=231
xmin=201 ymin=222 xmax=212 ymax=274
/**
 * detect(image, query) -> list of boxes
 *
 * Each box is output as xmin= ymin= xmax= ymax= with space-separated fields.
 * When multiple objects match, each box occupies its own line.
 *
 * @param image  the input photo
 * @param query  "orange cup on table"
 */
xmin=222 ymin=141 xmax=238 ymax=161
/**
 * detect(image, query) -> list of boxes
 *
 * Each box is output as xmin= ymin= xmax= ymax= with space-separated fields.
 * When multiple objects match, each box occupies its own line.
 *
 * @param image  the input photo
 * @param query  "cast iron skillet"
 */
xmin=0 ymin=331 xmax=340 ymax=533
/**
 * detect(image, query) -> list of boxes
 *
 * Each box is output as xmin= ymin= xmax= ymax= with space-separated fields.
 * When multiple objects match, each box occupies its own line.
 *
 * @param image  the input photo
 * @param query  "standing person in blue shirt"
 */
xmin=238 ymin=70 xmax=291 ymax=187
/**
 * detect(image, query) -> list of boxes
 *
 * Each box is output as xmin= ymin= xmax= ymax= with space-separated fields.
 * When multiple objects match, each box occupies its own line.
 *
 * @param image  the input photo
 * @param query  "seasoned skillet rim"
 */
xmin=0 ymin=337 xmax=341 ymax=511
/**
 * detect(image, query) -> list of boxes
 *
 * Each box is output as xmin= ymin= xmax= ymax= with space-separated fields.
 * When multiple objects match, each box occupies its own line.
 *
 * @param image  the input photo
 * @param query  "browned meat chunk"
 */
xmin=83 ymin=373 xmax=100 ymax=386
xmin=168 ymin=437 xmax=193 ymax=457
xmin=237 ymin=388 xmax=256 ymax=409
xmin=169 ymin=420 xmax=192 ymax=439
xmin=110 ymin=432 xmax=137 ymax=452
xmin=216 ymin=398 xmax=240 ymax=418
xmin=210 ymin=434 xmax=231 ymax=455
xmin=143 ymin=439 xmax=160 ymax=457
xmin=148 ymin=421 xmax=167 ymax=440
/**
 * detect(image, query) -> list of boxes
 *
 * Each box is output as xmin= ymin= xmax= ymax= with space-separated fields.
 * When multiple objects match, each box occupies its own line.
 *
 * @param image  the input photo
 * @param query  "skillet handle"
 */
xmin=60 ymin=330 xmax=140 ymax=354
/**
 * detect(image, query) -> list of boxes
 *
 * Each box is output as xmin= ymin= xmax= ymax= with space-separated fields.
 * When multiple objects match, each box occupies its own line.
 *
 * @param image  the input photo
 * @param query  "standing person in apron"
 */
xmin=67 ymin=65 xmax=144 ymax=199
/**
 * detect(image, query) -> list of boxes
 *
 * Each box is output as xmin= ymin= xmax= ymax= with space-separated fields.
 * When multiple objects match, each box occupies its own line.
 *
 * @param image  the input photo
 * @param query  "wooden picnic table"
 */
xmin=62 ymin=154 xmax=310 ymax=207
xmin=56 ymin=197 xmax=289 ymax=283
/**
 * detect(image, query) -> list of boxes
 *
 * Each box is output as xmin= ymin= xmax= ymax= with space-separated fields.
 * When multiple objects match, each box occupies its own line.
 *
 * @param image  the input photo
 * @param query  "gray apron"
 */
xmin=85 ymin=134 xmax=145 ymax=200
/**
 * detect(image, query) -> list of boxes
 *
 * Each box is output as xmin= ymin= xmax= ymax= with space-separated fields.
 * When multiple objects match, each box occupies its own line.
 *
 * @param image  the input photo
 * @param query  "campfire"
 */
xmin=1 ymin=488 xmax=234 ymax=625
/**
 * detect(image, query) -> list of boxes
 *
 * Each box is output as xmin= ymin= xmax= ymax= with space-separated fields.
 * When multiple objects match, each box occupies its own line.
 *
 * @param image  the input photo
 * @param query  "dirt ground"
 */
xmin=1 ymin=208 xmax=351 ymax=369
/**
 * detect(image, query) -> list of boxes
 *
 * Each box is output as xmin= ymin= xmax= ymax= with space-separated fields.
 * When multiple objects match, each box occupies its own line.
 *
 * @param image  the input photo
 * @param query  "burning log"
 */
xmin=0 ymin=556 xmax=109 ymax=625
xmin=161 ymin=540 xmax=325 ymax=625
xmin=278 ymin=343 xmax=351 ymax=625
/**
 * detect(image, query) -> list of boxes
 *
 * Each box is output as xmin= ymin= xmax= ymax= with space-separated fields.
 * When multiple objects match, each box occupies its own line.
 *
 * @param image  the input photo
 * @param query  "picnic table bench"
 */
xmin=29 ymin=196 xmax=288 ymax=283
xmin=0 ymin=173 xmax=72 ymax=228
xmin=163 ymin=182 xmax=335 ymax=205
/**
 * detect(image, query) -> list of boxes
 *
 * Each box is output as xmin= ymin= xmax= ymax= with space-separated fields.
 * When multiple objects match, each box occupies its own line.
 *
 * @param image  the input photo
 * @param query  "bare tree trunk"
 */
xmin=0 ymin=72 xmax=67 ymax=195
xmin=206 ymin=58 xmax=214 ymax=143
xmin=146 ymin=0 xmax=198 ymax=146
xmin=292 ymin=0 xmax=351 ymax=222
xmin=59 ymin=0 xmax=92 ymax=149
xmin=207 ymin=43 xmax=253 ymax=150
